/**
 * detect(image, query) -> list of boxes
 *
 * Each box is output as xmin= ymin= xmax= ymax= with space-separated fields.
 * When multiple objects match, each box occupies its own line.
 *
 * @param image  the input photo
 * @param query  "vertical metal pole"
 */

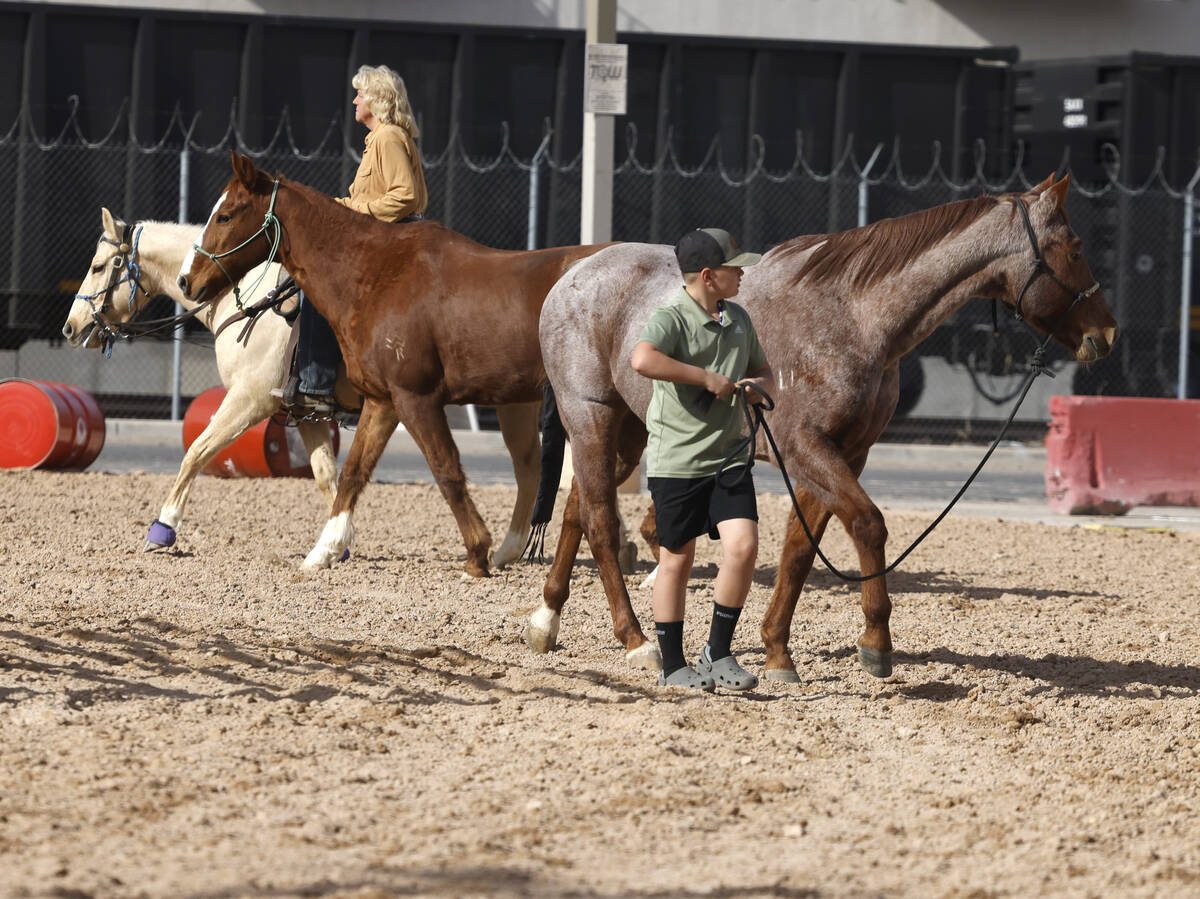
xmin=581 ymin=0 xmax=617 ymax=244
xmin=528 ymin=133 xmax=549 ymax=250
xmin=172 ymin=145 xmax=189 ymax=420
xmin=858 ymin=143 xmax=883 ymax=228
xmin=1178 ymin=182 xmax=1196 ymax=399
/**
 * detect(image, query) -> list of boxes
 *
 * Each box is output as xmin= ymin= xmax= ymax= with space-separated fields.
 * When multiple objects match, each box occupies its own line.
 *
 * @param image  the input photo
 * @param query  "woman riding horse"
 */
xmin=177 ymin=155 xmax=609 ymax=576
xmin=289 ymin=64 xmax=428 ymax=412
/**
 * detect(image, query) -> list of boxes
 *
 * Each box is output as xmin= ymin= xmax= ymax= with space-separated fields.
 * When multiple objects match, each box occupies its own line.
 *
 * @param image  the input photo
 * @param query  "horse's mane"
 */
xmin=769 ymin=194 xmax=1005 ymax=291
xmin=274 ymin=173 xmax=461 ymax=242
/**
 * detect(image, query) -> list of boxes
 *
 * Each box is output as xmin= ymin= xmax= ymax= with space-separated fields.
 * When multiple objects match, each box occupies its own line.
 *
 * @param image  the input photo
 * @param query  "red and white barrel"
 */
xmin=0 ymin=379 xmax=106 ymax=471
xmin=183 ymin=386 xmax=339 ymax=478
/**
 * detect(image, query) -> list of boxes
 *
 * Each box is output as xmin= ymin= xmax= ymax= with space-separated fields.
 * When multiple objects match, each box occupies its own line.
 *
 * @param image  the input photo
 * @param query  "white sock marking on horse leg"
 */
xmin=525 ymin=604 xmax=560 ymax=653
xmin=157 ymin=506 xmax=183 ymax=529
xmin=303 ymin=511 xmax=353 ymax=569
xmin=640 ymin=563 xmax=659 ymax=589
xmin=491 ymin=528 xmax=526 ymax=569
xmin=626 ymin=641 xmax=662 ymax=671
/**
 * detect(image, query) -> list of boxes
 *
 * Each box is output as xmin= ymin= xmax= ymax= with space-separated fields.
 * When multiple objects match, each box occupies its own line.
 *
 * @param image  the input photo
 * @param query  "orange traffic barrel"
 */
xmin=182 ymin=386 xmax=339 ymax=478
xmin=0 ymin=378 xmax=106 ymax=471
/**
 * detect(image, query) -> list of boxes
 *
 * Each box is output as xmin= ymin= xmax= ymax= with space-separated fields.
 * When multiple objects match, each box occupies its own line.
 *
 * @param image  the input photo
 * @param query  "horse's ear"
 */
xmin=230 ymin=150 xmax=257 ymax=188
xmin=1046 ymin=174 xmax=1070 ymax=208
xmin=1029 ymin=173 xmax=1056 ymax=194
xmin=100 ymin=207 xmax=121 ymax=238
xmin=1032 ymin=173 xmax=1072 ymax=219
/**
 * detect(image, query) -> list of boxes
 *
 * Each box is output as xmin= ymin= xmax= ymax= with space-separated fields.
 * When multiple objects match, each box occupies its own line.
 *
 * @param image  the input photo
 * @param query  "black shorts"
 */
xmin=648 ymin=465 xmax=758 ymax=552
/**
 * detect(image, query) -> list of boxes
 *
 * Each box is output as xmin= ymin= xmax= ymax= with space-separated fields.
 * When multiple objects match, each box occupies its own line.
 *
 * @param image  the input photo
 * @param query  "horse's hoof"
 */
xmin=524 ymin=606 xmax=560 ymax=654
xmin=305 ymin=513 xmax=353 ymax=570
xmin=762 ymin=667 xmax=801 ymax=684
xmin=625 ymin=642 xmax=662 ymax=671
xmin=143 ymin=520 xmax=176 ymax=551
xmin=490 ymin=532 xmax=525 ymax=570
xmin=302 ymin=547 xmax=336 ymax=569
xmin=464 ymin=559 xmax=490 ymax=578
xmin=618 ymin=540 xmax=638 ymax=574
xmin=857 ymin=644 xmax=893 ymax=678
xmin=639 ymin=564 xmax=659 ymax=590
xmin=339 ymin=549 xmax=350 ymax=563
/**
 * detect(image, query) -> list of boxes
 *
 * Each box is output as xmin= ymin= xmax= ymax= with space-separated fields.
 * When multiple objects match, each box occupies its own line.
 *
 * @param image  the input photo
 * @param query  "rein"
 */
xmin=731 ymin=198 xmax=1102 ymax=583
xmin=75 ymin=222 xmax=240 ymax=353
xmin=212 ymin=276 xmax=302 ymax=344
xmin=190 ymin=178 xmax=283 ymax=311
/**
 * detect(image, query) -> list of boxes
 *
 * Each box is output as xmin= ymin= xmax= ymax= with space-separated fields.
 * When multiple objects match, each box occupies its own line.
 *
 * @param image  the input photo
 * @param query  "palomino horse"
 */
xmin=62 ymin=208 xmax=543 ymax=569
xmin=176 ymin=152 xmax=608 ymax=576
xmin=526 ymin=174 xmax=1118 ymax=678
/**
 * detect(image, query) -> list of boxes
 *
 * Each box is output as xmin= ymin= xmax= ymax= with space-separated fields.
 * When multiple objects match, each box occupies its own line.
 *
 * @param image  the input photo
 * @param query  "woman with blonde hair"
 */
xmin=289 ymin=63 xmax=428 ymax=409
xmin=334 ymin=63 xmax=427 ymax=221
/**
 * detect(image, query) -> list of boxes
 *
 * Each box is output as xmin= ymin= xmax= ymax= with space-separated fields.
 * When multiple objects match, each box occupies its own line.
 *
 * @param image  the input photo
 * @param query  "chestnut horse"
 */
xmin=177 ymin=153 xmax=608 ymax=576
xmin=526 ymin=174 xmax=1118 ymax=678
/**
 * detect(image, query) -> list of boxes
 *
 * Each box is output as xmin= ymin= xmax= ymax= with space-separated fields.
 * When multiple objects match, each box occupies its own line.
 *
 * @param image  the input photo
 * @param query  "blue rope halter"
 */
xmin=74 ymin=223 xmax=150 ymax=357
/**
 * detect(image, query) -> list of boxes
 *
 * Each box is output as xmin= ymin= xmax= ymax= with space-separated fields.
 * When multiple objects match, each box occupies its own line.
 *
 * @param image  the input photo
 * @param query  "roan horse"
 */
xmin=526 ymin=174 xmax=1118 ymax=679
xmin=176 ymin=152 xmax=608 ymax=576
xmin=62 ymin=208 xmax=543 ymax=569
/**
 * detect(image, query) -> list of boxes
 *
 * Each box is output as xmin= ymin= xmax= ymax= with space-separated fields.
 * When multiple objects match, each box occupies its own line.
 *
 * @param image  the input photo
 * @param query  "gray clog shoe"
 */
xmin=658 ymin=664 xmax=716 ymax=692
xmin=696 ymin=645 xmax=758 ymax=691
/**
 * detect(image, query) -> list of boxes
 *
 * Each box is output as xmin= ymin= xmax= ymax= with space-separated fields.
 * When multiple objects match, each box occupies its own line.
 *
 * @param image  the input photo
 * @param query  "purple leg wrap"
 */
xmin=339 ymin=549 xmax=350 ymax=563
xmin=146 ymin=519 xmax=177 ymax=548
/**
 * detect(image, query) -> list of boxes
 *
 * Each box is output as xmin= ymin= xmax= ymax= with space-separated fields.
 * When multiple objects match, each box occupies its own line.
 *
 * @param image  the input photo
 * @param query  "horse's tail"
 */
xmin=523 ymin=382 xmax=566 ymax=562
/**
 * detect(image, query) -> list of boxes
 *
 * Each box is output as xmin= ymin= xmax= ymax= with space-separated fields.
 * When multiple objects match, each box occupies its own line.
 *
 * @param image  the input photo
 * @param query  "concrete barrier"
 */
xmin=1045 ymin=395 xmax=1200 ymax=514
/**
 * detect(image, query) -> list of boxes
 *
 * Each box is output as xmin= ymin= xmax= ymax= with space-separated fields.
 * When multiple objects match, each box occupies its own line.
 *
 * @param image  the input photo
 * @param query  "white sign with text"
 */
xmin=585 ymin=42 xmax=628 ymax=115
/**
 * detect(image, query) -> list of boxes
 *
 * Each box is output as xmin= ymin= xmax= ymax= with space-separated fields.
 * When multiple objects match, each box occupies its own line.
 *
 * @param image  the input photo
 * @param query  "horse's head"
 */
xmin=1001 ymin=174 xmax=1118 ymax=363
xmin=62 ymin=208 xmax=147 ymax=349
xmin=177 ymin=151 xmax=278 ymax=303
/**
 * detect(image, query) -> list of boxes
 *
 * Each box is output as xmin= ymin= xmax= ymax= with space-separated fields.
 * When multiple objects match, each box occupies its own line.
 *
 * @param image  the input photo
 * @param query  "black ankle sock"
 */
xmin=706 ymin=602 xmax=743 ymax=660
xmin=655 ymin=621 xmax=686 ymax=677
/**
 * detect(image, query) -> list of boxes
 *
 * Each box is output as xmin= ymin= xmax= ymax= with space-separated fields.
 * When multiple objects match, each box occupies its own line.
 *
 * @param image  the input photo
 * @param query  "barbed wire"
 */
xmin=3 ymin=96 xmax=1200 ymax=197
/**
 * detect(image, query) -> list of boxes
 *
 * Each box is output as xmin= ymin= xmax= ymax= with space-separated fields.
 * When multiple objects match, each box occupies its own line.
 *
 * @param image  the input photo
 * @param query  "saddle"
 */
xmin=278 ymin=315 xmax=363 ymax=418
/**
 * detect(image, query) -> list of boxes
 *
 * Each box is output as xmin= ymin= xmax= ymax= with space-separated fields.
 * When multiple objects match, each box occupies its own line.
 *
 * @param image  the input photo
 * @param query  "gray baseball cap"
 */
xmin=675 ymin=228 xmax=762 ymax=273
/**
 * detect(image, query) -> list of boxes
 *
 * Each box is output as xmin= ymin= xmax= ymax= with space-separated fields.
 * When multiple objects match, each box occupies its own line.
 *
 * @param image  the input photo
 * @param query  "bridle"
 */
xmin=1010 ymin=196 xmax=1100 ymax=325
xmin=189 ymin=178 xmax=283 ymax=311
xmin=74 ymin=222 xmax=155 ymax=356
xmin=983 ymin=195 xmax=1102 ymax=380
xmin=72 ymin=181 xmax=285 ymax=358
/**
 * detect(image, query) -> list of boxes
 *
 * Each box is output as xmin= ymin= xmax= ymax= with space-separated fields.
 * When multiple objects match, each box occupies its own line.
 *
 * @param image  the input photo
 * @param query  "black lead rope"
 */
xmin=737 ymin=376 xmax=1034 ymax=583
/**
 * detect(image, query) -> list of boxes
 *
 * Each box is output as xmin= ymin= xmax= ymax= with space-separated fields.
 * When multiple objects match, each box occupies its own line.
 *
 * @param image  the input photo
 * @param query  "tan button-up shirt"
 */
xmin=335 ymin=122 xmax=428 ymax=223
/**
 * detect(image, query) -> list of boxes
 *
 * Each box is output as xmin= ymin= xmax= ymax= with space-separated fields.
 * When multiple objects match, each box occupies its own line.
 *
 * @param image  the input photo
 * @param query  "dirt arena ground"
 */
xmin=2 ymin=469 xmax=1199 ymax=898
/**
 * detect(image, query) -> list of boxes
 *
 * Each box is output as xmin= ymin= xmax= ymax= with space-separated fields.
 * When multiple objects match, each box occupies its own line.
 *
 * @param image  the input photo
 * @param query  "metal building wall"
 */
xmin=1 ymin=1 xmax=1016 ymax=354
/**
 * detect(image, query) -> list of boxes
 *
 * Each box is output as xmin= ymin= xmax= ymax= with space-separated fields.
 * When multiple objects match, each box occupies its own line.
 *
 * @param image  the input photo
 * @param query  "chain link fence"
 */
xmin=2 ymin=102 xmax=1197 ymax=440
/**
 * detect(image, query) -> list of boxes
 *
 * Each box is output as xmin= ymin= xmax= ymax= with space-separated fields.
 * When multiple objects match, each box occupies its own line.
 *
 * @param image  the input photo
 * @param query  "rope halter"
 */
xmin=190 ymin=178 xmax=283 ymax=311
xmin=74 ymin=222 xmax=152 ymax=357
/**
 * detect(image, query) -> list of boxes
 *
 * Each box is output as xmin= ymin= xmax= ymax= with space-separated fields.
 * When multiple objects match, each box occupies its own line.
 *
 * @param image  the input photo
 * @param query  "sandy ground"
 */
xmin=2 ymin=469 xmax=1199 ymax=898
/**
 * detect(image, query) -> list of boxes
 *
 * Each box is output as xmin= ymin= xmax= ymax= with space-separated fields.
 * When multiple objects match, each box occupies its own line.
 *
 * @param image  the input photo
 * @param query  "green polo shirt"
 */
xmin=639 ymin=287 xmax=768 ymax=478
